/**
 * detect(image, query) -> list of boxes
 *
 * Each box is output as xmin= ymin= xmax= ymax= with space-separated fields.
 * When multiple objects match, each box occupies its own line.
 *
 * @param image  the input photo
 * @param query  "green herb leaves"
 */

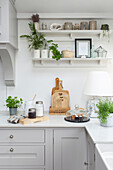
xmin=97 ymin=99 xmax=113 ymax=123
xmin=49 ymin=43 xmax=62 ymax=61
xmin=6 ymin=96 xmax=23 ymax=108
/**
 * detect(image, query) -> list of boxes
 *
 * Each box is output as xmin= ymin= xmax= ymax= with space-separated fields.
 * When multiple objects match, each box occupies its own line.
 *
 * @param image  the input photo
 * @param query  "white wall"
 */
xmin=0 ymin=18 xmax=113 ymax=111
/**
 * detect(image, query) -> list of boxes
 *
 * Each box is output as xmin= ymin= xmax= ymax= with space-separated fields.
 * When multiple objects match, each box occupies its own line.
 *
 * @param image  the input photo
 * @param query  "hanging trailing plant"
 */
xmin=101 ymin=24 xmax=110 ymax=41
xmin=49 ymin=43 xmax=62 ymax=61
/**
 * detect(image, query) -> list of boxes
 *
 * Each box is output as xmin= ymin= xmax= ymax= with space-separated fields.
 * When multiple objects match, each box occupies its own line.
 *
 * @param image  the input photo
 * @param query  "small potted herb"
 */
xmin=96 ymin=98 xmax=113 ymax=127
xmin=49 ymin=43 xmax=62 ymax=61
xmin=6 ymin=96 xmax=23 ymax=116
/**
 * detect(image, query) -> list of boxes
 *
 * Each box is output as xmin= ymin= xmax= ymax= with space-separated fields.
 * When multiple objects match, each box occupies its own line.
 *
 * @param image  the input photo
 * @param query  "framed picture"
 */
xmin=75 ymin=39 xmax=92 ymax=58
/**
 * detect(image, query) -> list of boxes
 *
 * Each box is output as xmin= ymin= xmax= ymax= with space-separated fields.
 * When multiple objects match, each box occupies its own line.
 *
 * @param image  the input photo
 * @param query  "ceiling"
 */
xmin=15 ymin=0 xmax=113 ymax=13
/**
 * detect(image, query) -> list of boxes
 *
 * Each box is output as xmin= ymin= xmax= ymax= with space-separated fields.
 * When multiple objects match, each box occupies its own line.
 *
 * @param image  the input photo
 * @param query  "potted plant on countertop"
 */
xmin=49 ymin=43 xmax=62 ymax=61
xmin=6 ymin=96 xmax=23 ymax=116
xmin=96 ymin=98 xmax=113 ymax=127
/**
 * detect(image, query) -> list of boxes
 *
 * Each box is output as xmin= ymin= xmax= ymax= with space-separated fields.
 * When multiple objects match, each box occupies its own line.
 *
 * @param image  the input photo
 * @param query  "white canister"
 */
xmin=34 ymin=49 xmax=40 ymax=58
xmin=41 ymin=49 xmax=48 ymax=58
xmin=36 ymin=101 xmax=44 ymax=117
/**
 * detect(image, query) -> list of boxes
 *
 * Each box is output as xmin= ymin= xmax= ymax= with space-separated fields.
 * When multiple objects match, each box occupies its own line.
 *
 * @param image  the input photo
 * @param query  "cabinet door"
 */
xmin=54 ymin=128 xmax=87 ymax=170
xmin=87 ymin=135 xmax=95 ymax=170
xmin=0 ymin=0 xmax=9 ymax=42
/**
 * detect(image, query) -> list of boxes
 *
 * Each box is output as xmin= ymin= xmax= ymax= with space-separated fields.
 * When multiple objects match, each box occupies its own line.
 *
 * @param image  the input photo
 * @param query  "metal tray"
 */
xmin=64 ymin=115 xmax=90 ymax=123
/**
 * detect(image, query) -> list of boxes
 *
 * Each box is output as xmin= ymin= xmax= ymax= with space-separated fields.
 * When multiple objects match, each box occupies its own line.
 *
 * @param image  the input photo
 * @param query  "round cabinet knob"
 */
xmin=9 ymin=135 xmax=14 ymax=139
xmin=10 ymin=148 xmax=14 ymax=152
xmin=84 ymin=162 xmax=88 ymax=165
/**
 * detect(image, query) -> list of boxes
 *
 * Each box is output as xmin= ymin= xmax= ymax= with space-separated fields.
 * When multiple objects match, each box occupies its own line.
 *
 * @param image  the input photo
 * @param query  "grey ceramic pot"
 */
xmin=9 ymin=107 xmax=17 ymax=116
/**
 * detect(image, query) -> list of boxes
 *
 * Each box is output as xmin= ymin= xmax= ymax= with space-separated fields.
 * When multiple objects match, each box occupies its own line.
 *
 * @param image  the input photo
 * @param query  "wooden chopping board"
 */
xmin=19 ymin=116 xmax=49 ymax=125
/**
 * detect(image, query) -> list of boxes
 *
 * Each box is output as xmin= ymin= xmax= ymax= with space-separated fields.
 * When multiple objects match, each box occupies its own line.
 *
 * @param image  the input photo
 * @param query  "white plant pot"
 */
xmin=34 ymin=50 xmax=40 ymax=59
xmin=41 ymin=49 xmax=49 ymax=58
xmin=100 ymin=113 xmax=113 ymax=127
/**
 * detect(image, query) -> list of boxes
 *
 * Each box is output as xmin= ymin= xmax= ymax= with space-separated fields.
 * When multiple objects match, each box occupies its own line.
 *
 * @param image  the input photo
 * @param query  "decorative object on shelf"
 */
xmin=36 ymin=101 xmax=44 ymax=117
xmin=84 ymin=71 xmax=113 ymax=117
xmin=74 ymin=24 xmax=79 ymax=30
xmin=101 ymin=24 xmax=110 ymax=39
xmin=32 ymin=14 xmax=40 ymax=30
xmin=50 ymin=23 xmax=63 ymax=31
xmin=49 ymin=43 xmax=62 ymax=60
xmin=94 ymin=46 xmax=107 ymax=58
xmin=42 ymin=22 xmax=47 ymax=30
xmin=89 ymin=21 xmax=97 ymax=30
xmin=97 ymin=99 xmax=113 ymax=127
xmin=6 ymin=96 xmax=23 ymax=117
xmin=20 ymin=22 xmax=46 ymax=58
xmin=49 ymin=77 xmax=70 ymax=115
xmin=91 ymin=45 xmax=97 ymax=58
xmin=75 ymin=39 xmax=92 ymax=58
xmin=80 ymin=22 xmax=88 ymax=30
xmin=62 ymin=50 xmax=74 ymax=58
xmin=64 ymin=22 xmax=73 ymax=30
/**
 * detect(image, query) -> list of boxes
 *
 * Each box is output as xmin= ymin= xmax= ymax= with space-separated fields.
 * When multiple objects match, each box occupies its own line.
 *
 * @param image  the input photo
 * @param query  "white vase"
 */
xmin=34 ymin=50 xmax=40 ymax=59
xmin=41 ymin=49 xmax=48 ymax=58
xmin=100 ymin=113 xmax=113 ymax=127
xmin=34 ymin=22 xmax=40 ymax=30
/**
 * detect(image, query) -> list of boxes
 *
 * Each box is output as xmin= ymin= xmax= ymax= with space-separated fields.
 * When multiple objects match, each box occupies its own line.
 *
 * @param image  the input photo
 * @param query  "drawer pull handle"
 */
xmin=9 ymin=135 xmax=14 ymax=139
xmin=10 ymin=148 xmax=14 ymax=152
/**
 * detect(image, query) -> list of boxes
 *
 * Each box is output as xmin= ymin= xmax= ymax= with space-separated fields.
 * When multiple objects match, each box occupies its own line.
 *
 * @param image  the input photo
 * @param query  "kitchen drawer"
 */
xmin=0 ymin=145 xmax=44 ymax=166
xmin=0 ymin=129 xmax=45 ymax=143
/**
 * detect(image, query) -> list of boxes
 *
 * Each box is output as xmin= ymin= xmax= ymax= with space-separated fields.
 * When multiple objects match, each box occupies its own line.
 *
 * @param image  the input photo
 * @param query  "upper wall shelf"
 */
xmin=37 ymin=30 xmax=113 ymax=39
xmin=32 ymin=58 xmax=112 ymax=68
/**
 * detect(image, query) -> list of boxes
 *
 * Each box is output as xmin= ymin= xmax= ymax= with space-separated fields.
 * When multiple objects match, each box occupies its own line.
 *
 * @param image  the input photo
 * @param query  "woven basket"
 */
xmin=62 ymin=50 xmax=75 ymax=58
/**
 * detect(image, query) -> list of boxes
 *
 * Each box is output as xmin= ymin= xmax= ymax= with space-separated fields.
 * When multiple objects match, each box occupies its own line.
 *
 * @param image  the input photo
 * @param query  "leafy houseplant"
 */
xmin=20 ymin=22 xmax=45 ymax=58
xmin=41 ymin=39 xmax=53 ymax=58
xmin=96 ymin=99 xmax=113 ymax=127
xmin=49 ymin=43 xmax=62 ymax=61
xmin=101 ymin=24 xmax=110 ymax=41
xmin=6 ymin=96 xmax=23 ymax=116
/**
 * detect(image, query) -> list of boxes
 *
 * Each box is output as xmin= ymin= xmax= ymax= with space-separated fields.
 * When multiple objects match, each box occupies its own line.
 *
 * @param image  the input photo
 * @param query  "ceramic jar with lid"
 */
xmin=80 ymin=22 xmax=89 ymax=30
xmin=36 ymin=101 xmax=44 ymax=117
xmin=89 ymin=21 xmax=97 ymax=30
xmin=64 ymin=22 xmax=73 ymax=30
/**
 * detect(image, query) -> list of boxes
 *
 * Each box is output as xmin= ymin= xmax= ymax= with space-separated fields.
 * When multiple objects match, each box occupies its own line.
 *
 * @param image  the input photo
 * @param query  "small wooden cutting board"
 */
xmin=19 ymin=116 xmax=49 ymax=125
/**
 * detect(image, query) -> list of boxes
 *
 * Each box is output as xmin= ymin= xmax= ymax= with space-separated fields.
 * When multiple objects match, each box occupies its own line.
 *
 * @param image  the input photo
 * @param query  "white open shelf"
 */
xmin=32 ymin=58 xmax=112 ymax=68
xmin=37 ymin=30 xmax=113 ymax=40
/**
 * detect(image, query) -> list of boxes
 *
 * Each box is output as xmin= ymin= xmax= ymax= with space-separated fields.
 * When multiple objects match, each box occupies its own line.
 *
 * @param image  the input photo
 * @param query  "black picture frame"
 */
xmin=75 ymin=39 xmax=92 ymax=58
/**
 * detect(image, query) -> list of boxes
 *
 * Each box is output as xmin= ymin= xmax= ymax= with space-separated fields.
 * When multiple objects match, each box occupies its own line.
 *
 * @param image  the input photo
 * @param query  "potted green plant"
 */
xmin=49 ymin=43 xmax=62 ymax=60
xmin=6 ymin=96 xmax=23 ymax=116
xmin=41 ymin=39 xmax=53 ymax=58
xmin=96 ymin=98 xmax=113 ymax=127
xmin=20 ymin=22 xmax=45 ymax=58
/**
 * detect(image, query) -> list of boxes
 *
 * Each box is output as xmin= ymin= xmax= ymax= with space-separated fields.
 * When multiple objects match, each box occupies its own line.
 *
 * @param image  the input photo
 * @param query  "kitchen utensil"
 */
xmin=49 ymin=77 xmax=70 ymax=115
xmin=19 ymin=116 xmax=49 ymax=125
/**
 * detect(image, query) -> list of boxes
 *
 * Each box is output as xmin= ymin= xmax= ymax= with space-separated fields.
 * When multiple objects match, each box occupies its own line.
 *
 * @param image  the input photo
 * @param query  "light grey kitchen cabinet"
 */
xmin=0 ymin=0 xmax=17 ymax=48
xmin=95 ymin=146 xmax=107 ymax=170
xmin=87 ymin=134 xmax=95 ymax=170
xmin=54 ymin=128 xmax=87 ymax=170
xmin=0 ymin=128 xmax=53 ymax=170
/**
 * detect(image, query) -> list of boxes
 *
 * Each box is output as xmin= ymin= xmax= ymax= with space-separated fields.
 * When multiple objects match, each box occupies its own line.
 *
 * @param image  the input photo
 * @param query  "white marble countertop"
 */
xmin=0 ymin=112 xmax=113 ymax=144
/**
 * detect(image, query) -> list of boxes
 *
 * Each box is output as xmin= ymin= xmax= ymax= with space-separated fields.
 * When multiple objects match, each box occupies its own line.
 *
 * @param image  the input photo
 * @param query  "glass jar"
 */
xmin=36 ymin=101 xmax=44 ymax=117
xmin=28 ymin=108 xmax=36 ymax=119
